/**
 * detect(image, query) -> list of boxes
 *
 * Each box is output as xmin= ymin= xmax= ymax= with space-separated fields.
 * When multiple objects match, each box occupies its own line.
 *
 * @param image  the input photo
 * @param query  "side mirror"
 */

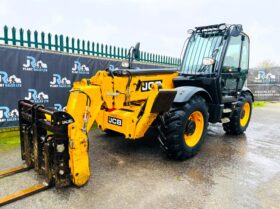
xmin=203 ymin=57 xmax=215 ymax=65
xmin=133 ymin=42 xmax=140 ymax=60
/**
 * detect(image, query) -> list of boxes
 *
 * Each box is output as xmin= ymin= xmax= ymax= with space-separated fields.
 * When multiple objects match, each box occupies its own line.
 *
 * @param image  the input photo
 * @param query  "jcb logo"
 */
xmin=141 ymin=80 xmax=162 ymax=92
xmin=108 ymin=116 xmax=122 ymax=126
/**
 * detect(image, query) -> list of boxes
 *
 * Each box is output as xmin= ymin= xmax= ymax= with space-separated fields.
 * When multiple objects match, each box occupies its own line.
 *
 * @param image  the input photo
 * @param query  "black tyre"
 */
xmin=159 ymin=95 xmax=209 ymax=160
xmin=223 ymin=92 xmax=253 ymax=135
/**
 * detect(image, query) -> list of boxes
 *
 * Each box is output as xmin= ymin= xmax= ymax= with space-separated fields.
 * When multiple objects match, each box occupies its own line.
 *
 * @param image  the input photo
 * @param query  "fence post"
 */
xmin=109 ymin=45 xmax=112 ymax=58
xmin=96 ymin=43 xmax=100 ymax=56
xmin=92 ymin=42 xmax=95 ymax=55
xmin=121 ymin=48 xmax=124 ymax=59
xmin=66 ymin=36 xmax=69 ymax=53
xmin=3 ymin=25 xmax=8 ymax=44
xmin=112 ymin=46 xmax=115 ymax=58
xmin=71 ymin=38 xmax=75 ymax=53
xmin=34 ymin=30 xmax=38 ymax=48
xmin=54 ymin=34 xmax=58 ymax=51
xmin=124 ymin=49 xmax=127 ymax=58
xmin=105 ymin=44 xmax=108 ymax=57
xmin=19 ymin=28 xmax=24 ymax=46
xmin=47 ymin=33 xmax=52 ymax=50
xmin=41 ymin=32 xmax=45 ymax=49
xmin=82 ymin=40 xmax=85 ymax=54
xmin=27 ymin=29 xmax=31 ymax=47
xmin=101 ymin=44 xmax=104 ymax=56
xmin=87 ymin=41 xmax=90 ymax=55
xmin=11 ymin=27 xmax=16 ymax=45
xmin=77 ymin=39 xmax=80 ymax=54
xmin=117 ymin=47 xmax=120 ymax=58
xmin=60 ymin=35 xmax=64 ymax=52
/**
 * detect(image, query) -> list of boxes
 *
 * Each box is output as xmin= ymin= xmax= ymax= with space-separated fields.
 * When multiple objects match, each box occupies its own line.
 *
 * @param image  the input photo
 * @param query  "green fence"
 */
xmin=0 ymin=26 xmax=180 ymax=66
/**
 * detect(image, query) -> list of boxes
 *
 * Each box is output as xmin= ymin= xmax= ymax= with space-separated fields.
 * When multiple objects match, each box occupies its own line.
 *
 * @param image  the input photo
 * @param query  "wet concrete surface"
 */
xmin=0 ymin=103 xmax=280 ymax=209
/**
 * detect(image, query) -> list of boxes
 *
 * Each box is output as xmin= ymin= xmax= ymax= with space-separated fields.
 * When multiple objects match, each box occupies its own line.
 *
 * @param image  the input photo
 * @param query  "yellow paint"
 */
xmin=240 ymin=102 xmax=250 ymax=127
xmin=66 ymin=82 xmax=103 ymax=186
xmin=0 ymin=183 xmax=49 ymax=206
xmin=184 ymin=111 xmax=204 ymax=147
xmin=45 ymin=114 xmax=51 ymax=122
xmin=66 ymin=70 xmax=178 ymax=186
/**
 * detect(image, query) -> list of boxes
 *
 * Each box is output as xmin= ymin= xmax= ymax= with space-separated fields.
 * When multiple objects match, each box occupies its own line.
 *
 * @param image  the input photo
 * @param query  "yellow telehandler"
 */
xmin=0 ymin=23 xmax=253 ymax=205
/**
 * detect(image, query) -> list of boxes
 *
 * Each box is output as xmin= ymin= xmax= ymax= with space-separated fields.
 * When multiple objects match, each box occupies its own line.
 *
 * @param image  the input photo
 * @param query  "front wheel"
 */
xmin=223 ymin=92 xmax=253 ymax=135
xmin=159 ymin=95 xmax=209 ymax=160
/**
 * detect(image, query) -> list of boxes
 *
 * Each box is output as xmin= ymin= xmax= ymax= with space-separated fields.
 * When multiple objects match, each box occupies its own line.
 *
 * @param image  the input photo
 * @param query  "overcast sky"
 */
xmin=0 ymin=0 xmax=279 ymax=67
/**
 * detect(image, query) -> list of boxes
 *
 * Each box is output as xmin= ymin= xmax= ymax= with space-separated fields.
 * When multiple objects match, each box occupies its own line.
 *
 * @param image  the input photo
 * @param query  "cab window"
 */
xmin=222 ymin=36 xmax=242 ymax=72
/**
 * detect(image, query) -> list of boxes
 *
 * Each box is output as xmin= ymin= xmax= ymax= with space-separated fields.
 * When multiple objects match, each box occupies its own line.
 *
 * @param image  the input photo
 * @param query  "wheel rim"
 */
xmin=184 ymin=111 xmax=204 ymax=147
xmin=240 ymin=102 xmax=250 ymax=127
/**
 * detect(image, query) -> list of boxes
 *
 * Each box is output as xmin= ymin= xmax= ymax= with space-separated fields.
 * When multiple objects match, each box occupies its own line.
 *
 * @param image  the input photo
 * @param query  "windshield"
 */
xmin=181 ymin=32 xmax=225 ymax=75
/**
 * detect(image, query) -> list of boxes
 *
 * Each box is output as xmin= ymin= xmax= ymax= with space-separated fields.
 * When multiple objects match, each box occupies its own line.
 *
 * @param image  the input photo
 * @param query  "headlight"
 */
xmin=121 ymin=61 xmax=129 ymax=68
xmin=187 ymin=29 xmax=194 ymax=34
xmin=219 ymin=24 xmax=226 ymax=30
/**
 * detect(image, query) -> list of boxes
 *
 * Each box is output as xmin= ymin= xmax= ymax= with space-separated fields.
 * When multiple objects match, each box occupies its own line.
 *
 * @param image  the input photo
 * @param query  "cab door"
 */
xmin=221 ymin=34 xmax=249 ymax=103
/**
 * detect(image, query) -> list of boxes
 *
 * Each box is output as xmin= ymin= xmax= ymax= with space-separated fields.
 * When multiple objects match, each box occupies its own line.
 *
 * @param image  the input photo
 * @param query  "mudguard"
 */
xmin=241 ymin=86 xmax=254 ymax=102
xmin=173 ymin=86 xmax=212 ymax=104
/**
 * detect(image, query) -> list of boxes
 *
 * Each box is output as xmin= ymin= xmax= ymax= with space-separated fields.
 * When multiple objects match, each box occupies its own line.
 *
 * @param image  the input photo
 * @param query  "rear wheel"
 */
xmin=223 ymin=92 xmax=253 ymax=135
xmin=159 ymin=95 xmax=209 ymax=160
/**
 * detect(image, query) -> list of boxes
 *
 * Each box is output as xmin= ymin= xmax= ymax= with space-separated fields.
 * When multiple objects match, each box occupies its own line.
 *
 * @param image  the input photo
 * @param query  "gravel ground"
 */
xmin=0 ymin=103 xmax=280 ymax=209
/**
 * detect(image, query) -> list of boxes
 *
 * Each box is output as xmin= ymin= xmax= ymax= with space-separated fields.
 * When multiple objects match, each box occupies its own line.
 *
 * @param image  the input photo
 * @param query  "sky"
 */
xmin=0 ymin=0 xmax=279 ymax=67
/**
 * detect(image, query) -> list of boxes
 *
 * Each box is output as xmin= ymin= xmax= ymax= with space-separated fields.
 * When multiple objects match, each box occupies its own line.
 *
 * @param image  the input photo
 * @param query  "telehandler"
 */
xmin=0 ymin=23 xmax=253 ymax=205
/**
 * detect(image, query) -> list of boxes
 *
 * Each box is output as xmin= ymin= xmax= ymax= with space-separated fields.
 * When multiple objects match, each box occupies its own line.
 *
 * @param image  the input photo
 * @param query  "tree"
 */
xmin=257 ymin=60 xmax=276 ymax=69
